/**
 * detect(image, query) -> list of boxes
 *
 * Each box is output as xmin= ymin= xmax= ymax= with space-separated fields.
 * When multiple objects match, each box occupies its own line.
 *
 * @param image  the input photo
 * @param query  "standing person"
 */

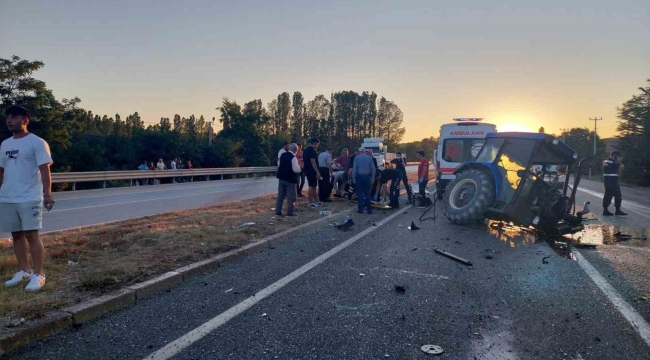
xmin=295 ymin=143 xmax=306 ymax=197
xmin=156 ymin=158 xmax=167 ymax=171
xmin=318 ymin=147 xmax=334 ymax=202
xmin=276 ymin=143 xmax=302 ymax=216
xmin=378 ymin=165 xmax=401 ymax=207
xmin=148 ymin=161 xmax=156 ymax=185
xmin=416 ymin=150 xmax=430 ymax=197
xmin=302 ymin=138 xmax=322 ymax=208
xmin=138 ymin=161 xmax=148 ymax=186
xmin=277 ymin=142 xmax=289 ymax=166
xmin=171 ymin=158 xmax=177 ymax=170
xmin=367 ymin=149 xmax=380 ymax=200
xmin=353 ymin=147 xmax=376 ymax=214
xmin=602 ymin=151 xmax=627 ymax=216
xmin=176 ymin=158 xmax=184 ymax=183
xmin=391 ymin=152 xmax=413 ymax=203
xmin=1 ymin=106 xmax=54 ymax=291
xmin=187 ymin=160 xmax=193 ymax=170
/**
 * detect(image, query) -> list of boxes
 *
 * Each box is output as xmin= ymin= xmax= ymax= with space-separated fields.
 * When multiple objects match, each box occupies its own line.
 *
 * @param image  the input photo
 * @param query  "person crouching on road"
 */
xmin=353 ymin=147 xmax=376 ymax=214
xmin=276 ymin=143 xmax=302 ymax=217
xmin=602 ymin=150 xmax=627 ymax=216
xmin=1 ymin=105 xmax=54 ymax=291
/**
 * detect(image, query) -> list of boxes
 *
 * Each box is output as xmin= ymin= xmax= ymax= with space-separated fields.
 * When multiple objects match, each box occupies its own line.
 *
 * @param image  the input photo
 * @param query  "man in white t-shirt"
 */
xmin=0 ymin=106 xmax=54 ymax=291
xmin=171 ymin=159 xmax=177 ymax=170
xmin=277 ymin=142 xmax=289 ymax=166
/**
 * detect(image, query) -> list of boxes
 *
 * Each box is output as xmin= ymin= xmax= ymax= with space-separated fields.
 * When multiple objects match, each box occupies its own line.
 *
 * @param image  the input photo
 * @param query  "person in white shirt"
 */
xmin=156 ymin=158 xmax=167 ymax=171
xmin=171 ymin=159 xmax=177 ymax=170
xmin=0 ymin=106 xmax=54 ymax=291
xmin=277 ymin=142 xmax=289 ymax=166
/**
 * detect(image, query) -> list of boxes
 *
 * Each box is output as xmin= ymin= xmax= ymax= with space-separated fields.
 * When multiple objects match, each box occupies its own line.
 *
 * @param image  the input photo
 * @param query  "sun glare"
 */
xmin=497 ymin=122 xmax=534 ymax=133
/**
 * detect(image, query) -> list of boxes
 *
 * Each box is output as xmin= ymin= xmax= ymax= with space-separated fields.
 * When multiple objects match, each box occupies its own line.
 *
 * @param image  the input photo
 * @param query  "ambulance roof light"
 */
xmin=453 ymin=118 xmax=483 ymax=122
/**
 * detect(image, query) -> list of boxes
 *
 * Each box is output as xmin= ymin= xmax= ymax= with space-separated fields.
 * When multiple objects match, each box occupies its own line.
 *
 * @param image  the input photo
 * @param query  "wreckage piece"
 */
xmin=335 ymin=219 xmax=355 ymax=231
xmin=408 ymin=221 xmax=420 ymax=230
xmin=434 ymin=248 xmax=472 ymax=266
xmin=421 ymin=345 xmax=444 ymax=355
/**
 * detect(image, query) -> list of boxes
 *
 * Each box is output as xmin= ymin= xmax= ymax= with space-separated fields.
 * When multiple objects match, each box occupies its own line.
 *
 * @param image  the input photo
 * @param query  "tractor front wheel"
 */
xmin=443 ymin=169 xmax=495 ymax=225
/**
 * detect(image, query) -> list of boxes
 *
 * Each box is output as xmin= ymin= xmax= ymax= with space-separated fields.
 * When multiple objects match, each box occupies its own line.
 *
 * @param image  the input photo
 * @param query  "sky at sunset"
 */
xmin=1 ymin=0 xmax=648 ymax=141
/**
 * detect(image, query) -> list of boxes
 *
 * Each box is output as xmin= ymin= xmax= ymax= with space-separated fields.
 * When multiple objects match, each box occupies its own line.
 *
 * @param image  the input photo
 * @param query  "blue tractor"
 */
xmin=442 ymin=132 xmax=590 ymax=235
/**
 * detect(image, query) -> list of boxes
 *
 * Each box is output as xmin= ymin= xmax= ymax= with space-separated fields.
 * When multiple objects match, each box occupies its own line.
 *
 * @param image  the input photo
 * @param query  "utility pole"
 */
xmin=589 ymin=117 xmax=602 ymax=180
xmin=589 ymin=117 xmax=602 ymax=156
xmin=559 ymin=128 xmax=570 ymax=142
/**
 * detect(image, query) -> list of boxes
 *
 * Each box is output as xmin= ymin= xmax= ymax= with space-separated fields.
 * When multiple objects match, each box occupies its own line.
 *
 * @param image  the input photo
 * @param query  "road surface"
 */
xmin=0 ymin=165 xmax=419 ymax=239
xmin=7 ymin=180 xmax=650 ymax=359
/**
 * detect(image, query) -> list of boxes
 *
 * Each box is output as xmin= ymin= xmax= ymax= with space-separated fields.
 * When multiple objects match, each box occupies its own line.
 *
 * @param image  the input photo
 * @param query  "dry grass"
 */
xmin=0 ymin=194 xmax=352 ymax=325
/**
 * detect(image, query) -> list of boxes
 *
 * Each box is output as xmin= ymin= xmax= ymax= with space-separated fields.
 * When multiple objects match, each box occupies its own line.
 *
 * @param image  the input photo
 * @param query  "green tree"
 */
xmin=616 ymin=79 xmax=650 ymax=186
xmin=275 ymin=92 xmax=291 ymax=135
xmin=291 ymin=91 xmax=305 ymax=140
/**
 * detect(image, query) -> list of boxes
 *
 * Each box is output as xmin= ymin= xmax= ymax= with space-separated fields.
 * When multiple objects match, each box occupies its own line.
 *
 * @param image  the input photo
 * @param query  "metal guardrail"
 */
xmin=52 ymin=167 xmax=278 ymax=190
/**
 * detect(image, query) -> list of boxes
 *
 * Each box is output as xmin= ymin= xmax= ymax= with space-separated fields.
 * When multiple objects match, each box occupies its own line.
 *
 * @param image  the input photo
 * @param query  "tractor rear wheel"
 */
xmin=443 ymin=169 xmax=496 ymax=225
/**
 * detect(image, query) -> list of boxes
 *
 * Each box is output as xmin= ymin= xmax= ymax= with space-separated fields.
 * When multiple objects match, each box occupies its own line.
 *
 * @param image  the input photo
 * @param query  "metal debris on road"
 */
xmin=224 ymin=288 xmax=233 ymax=293
xmin=261 ymin=313 xmax=267 ymax=317
xmin=6 ymin=318 xmax=26 ymax=328
xmin=394 ymin=285 xmax=407 ymax=293
xmin=319 ymin=210 xmax=332 ymax=216
xmin=359 ymin=273 xmax=365 ymax=277
xmin=485 ymin=255 xmax=494 ymax=260
xmin=408 ymin=221 xmax=420 ymax=230
xmin=335 ymin=219 xmax=355 ymax=231
xmin=411 ymin=247 xmax=418 ymax=251
xmin=67 ymin=260 xmax=78 ymax=266
xmin=420 ymin=345 xmax=444 ymax=355
xmin=434 ymin=248 xmax=473 ymax=266
xmin=234 ymin=222 xmax=255 ymax=229
xmin=543 ymin=256 xmax=551 ymax=264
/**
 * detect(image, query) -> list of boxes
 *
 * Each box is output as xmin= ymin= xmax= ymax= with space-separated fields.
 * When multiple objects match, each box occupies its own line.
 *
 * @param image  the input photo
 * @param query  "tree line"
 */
xmin=0 ymin=56 xmax=405 ymax=174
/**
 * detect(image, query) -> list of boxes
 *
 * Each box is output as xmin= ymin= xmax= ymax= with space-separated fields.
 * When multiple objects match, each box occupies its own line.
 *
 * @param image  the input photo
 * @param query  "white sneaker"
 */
xmin=4 ymin=270 xmax=33 ymax=288
xmin=25 ymin=274 xmax=46 ymax=291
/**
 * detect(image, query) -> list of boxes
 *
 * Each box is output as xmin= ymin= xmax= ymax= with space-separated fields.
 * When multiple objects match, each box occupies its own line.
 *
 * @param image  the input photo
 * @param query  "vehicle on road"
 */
xmin=434 ymin=118 xmax=497 ymax=199
xmin=361 ymin=137 xmax=392 ymax=169
xmin=442 ymin=132 xmax=590 ymax=235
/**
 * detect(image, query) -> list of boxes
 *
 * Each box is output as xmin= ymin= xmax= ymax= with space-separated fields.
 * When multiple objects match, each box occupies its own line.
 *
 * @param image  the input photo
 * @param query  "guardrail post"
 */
xmin=103 ymin=181 xmax=107 ymax=189
xmin=190 ymin=176 xmax=193 ymax=182
xmin=72 ymin=182 xmax=76 ymax=191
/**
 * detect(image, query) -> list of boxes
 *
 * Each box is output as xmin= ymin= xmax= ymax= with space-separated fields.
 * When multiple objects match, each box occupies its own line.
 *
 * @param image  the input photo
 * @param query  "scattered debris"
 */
xmin=398 ymin=225 xmax=402 ymax=227
xmin=319 ymin=211 xmax=332 ymax=216
xmin=224 ymin=288 xmax=233 ymax=293
xmin=271 ymin=208 xmax=275 ymax=211
xmin=261 ymin=313 xmax=267 ymax=317
xmin=6 ymin=318 xmax=26 ymax=328
xmin=542 ymin=256 xmax=551 ymax=264
xmin=614 ymin=232 xmax=632 ymax=241
xmin=490 ymin=315 xmax=500 ymax=319
xmin=101 ymin=242 xmax=110 ymax=248
xmin=67 ymin=260 xmax=78 ymax=266
xmin=435 ymin=248 xmax=473 ymax=266
xmin=485 ymin=255 xmax=494 ymax=260
xmin=359 ymin=273 xmax=365 ymax=277
xmin=395 ymin=285 xmax=407 ymax=293
xmin=335 ymin=219 xmax=355 ymax=231
xmin=411 ymin=247 xmax=418 ymax=251
xmin=234 ymin=222 xmax=255 ymax=229
xmin=365 ymin=221 xmax=377 ymax=226
xmin=575 ymin=244 xmax=597 ymax=249
xmin=420 ymin=344 xmax=444 ymax=355
xmin=408 ymin=221 xmax=420 ymax=230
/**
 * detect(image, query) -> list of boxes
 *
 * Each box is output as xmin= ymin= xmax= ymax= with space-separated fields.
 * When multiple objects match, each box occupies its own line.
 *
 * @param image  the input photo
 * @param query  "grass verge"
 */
xmin=0 ymin=194 xmax=351 ymax=326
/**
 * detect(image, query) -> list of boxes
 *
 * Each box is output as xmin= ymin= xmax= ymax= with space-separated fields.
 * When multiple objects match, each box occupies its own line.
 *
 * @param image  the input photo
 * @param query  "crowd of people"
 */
xmin=275 ymin=137 xmax=430 ymax=216
xmin=136 ymin=157 xmax=193 ymax=185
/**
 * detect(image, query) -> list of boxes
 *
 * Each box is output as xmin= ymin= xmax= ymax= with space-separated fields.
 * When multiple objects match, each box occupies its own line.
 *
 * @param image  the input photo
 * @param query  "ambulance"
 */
xmin=433 ymin=118 xmax=497 ymax=198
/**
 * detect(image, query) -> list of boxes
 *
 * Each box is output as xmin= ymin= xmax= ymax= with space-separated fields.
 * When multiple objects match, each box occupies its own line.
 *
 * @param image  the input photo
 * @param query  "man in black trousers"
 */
xmin=276 ymin=143 xmax=302 ymax=216
xmin=602 ymin=151 xmax=627 ymax=216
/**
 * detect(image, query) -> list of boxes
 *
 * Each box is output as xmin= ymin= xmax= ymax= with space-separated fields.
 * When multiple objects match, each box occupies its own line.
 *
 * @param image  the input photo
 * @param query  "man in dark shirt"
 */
xmin=602 ymin=151 xmax=627 ymax=216
xmin=378 ymin=167 xmax=401 ymax=205
xmin=302 ymin=138 xmax=322 ymax=208
xmin=391 ymin=152 xmax=413 ymax=203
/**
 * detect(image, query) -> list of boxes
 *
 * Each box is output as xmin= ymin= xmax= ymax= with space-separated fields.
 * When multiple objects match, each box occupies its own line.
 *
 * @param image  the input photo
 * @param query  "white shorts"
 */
xmin=0 ymin=201 xmax=43 ymax=232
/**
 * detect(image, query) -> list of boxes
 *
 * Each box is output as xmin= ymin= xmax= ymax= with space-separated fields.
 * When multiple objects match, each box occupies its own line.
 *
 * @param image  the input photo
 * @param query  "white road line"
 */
xmin=573 ymin=250 xmax=650 ymax=348
xmin=49 ymin=185 xmax=266 ymax=213
xmin=55 ymin=178 xmax=270 ymax=201
xmin=570 ymin=186 xmax=650 ymax=218
xmin=143 ymin=205 xmax=413 ymax=360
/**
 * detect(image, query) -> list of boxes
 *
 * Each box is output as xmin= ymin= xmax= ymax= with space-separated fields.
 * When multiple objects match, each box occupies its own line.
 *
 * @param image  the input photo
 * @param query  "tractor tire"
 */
xmin=443 ymin=169 xmax=496 ymax=225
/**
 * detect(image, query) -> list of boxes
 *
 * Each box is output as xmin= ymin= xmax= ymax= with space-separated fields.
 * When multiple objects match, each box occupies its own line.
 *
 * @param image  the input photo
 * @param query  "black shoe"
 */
xmin=603 ymin=209 xmax=614 ymax=216
xmin=615 ymin=209 xmax=628 ymax=216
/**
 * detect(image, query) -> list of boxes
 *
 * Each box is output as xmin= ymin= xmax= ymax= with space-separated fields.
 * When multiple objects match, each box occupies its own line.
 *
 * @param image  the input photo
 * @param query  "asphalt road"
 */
xmin=0 ymin=165 xmax=419 ymax=239
xmin=8 ymin=182 xmax=650 ymax=359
